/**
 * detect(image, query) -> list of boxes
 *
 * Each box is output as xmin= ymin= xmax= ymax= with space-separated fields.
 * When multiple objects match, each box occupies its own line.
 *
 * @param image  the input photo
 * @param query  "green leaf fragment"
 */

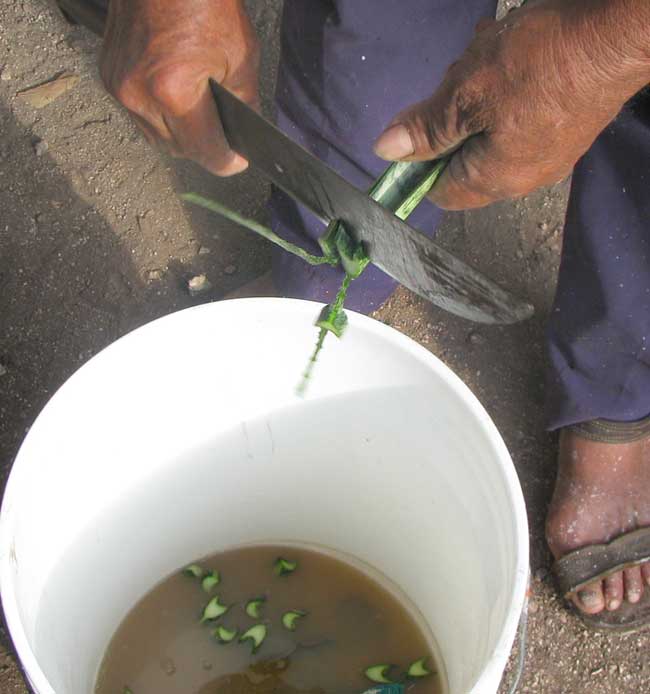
xmin=274 ymin=557 xmax=297 ymax=576
xmin=201 ymin=596 xmax=229 ymax=623
xmin=182 ymin=564 xmax=203 ymax=579
xmin=365 ymin=664 xmax=396 ymax=684
xmin=407 ymin=657 xmax=432 ymax=678
xmin=201 ymin=570 xmax=220 ymax=593
xmin=245 ymin=597 xmax=266 ymax=619
xmin=239 ymin=624 xmax=268 ymax=653
xmin=123 ymin=688 xmax=133 ymax=694
xmin=315 ymin=304 xmax=348 ymax=338
xmin=282 ymin=609 xmax=307 ymax=631
xmin=214 ymin=625 xmax=238 ymax=644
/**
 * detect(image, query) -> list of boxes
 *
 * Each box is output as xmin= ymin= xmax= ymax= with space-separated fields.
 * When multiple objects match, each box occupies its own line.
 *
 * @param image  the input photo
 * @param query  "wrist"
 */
xmin=570 ymin=0 xmax=650 ymax=99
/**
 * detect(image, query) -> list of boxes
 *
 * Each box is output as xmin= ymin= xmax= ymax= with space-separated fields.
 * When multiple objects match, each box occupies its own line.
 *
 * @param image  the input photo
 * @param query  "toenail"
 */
xmin=628 ymin=591 xmax=641 ymax=604
xmin=578 ymin=590 xmax=600 ymax=607
xmin=607 ymin=599 xmax=621 ymax=611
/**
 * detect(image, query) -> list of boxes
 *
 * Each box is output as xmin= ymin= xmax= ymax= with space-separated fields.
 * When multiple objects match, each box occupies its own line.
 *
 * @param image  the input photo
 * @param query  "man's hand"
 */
xmin=373 ymin=0 xmax=650 ymax=210
xmin=100 ymin=0 xmax=260 ymax=176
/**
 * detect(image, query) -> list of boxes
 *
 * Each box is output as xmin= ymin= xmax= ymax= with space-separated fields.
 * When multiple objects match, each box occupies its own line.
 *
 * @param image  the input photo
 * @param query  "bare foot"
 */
xmin=546 ymin=430 xmax=650 ymax=614
xmin=223 ymin=270 xmax=277 ymax=300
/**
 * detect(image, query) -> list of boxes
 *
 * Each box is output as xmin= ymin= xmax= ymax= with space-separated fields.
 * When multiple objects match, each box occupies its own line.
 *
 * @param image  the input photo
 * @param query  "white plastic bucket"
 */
xmin=0 ymin=298 xmax=528 ymax=694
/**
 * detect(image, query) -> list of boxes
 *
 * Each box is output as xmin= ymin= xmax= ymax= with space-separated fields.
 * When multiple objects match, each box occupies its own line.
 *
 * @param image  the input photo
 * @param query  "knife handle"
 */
xmin=367 ymin=159 xmax=448 ymax=222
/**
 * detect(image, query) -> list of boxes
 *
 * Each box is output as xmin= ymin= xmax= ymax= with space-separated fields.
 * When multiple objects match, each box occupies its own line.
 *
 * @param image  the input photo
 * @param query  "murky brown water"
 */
xmin=95 ymin=545 xmax=445 ymax=694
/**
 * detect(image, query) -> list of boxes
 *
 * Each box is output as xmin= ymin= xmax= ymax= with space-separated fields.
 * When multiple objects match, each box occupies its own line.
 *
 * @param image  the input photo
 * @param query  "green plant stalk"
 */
xmin=181 ymin=193 xmax=338 ymax=267
xmin=297 ymin=275 xmax=352 ymax=396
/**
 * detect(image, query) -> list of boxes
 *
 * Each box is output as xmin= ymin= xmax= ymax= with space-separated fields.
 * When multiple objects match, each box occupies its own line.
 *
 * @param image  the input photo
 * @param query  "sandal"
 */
xmin=553 ymin=416 xmax=650 ymax=633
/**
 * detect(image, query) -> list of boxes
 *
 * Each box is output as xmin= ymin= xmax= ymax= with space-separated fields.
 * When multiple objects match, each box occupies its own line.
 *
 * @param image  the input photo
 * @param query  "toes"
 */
xmin=574 ymin=581 xmax=605 ymax=614
xmin=604 ymin=572 xmax=624 ymax=611
xmin=642 ymin=562 xmax=650 ymax=587
xmin=624 ymin=567 xmax=644 ymax=604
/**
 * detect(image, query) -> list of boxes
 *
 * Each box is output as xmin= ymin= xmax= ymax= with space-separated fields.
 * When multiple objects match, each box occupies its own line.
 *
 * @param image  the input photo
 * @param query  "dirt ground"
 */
xmin=1 ymin=1 xmax=649 ymax=693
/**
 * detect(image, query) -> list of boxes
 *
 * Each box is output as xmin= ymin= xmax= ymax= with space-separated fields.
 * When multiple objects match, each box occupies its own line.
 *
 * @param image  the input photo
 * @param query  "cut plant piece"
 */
xmin=201 ymin=596 xmax=229 ymax=623
xmin=182 ymin=564 xmax=203 ymax=579
xmin=365 ymin=664 xmax=397 ymax=684
xmin=274 ymin=557 xmax=297 ymax=576
xmin=239 ymin=624 xmax=268 ymax=653
xmin=407 ymin=657 xmax=432 ymax=678
xmin=123 ymin=688 xmax=133 ymax=694
xmin=245 ymin=597 xmax=266 ymax=619
xmin=214 ymin=625 xmax=238 ymax=644
xmin=333 ymin=224 xmax=370 ymax=279
xmin=368 ymin=159 xmax=448 ymax=221
xmin=315 ymin=304 xmax=348 ymax=338
xmin=201 ymin=571 xmax=220 ymax=593
xmin=282 ymin=610 xmax=307 ymax=631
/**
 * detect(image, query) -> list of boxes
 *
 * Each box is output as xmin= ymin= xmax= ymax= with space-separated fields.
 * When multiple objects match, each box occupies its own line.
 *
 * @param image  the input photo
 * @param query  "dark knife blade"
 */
xmin=210 ymin=80 xmax=533 ymax=324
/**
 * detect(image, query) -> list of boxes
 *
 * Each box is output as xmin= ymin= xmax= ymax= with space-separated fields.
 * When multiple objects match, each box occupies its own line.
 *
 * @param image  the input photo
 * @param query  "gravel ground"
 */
xmin=1 ymin=1 xmax=648 ymax=693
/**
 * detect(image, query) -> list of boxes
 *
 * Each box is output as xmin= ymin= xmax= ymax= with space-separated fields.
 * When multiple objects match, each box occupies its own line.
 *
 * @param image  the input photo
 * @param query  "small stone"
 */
xmin=534 ymin=566 xmax=549 ymax=581
xmin=515 ymin=249 xmax=524 ymax=260
xmin=467 ymin=331 xmax=486 ymax=346
xmin=160 ymin=657 xmax=176 ymax=675
xmin=539 ymin=221 xmax=549 ymax=231
xmin=223 ymin=264 xmax=237 ymax=275
xmin=201 ymin=659 xmax=213 ymax=671
xmin=147 ymin=269 xmax=163 ymax=281
xmin=0 ymin=363 xmax=7 ymax=377
xmin=198 ymin=246 xmax=211 ymax=255
xmin=188 ymin=274 xmax=212 ymax=296
xmin=1 ymin=67 xmax=12 ymax=82
xmin=33 ymin=139 xmax=48 ymax=156
xmin=527 ymin=600 xmax=539 ymax=614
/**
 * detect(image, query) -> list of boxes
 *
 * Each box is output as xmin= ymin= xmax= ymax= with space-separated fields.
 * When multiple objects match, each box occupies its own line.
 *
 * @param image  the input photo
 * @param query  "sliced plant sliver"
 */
xmin=214 ymin=625 xmax=238 ymax=644
xmin=240 ymin=624 xmax=268 ymax=653
xmin=201 ymin=596 xmax=229 ymax=623
xmin=274 ymin=557 xmax=297 ymax=577
xmin=282 ymin=609 xmax=307 ymax=631
xmin=201 ymin=570 xmax=220 ymax=593
xmin=407 ymin=657 xmax=432 ymax=678
xmin=182 ymin=564 xmax=203 ymax=579
xmin=245 ymin=597 xmax=266 ymax=619
xmin=364 ymin=664 xmax=396 ymax=684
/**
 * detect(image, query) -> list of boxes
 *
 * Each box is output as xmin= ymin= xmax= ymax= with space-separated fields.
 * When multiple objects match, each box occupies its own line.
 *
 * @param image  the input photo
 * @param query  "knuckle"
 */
xmin=148 ymin=67 xmax=188 ymax=115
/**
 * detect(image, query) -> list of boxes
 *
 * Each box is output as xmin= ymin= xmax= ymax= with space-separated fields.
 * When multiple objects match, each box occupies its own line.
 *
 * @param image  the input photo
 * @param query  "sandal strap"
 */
xmin=569 ymin=415 xmax=650 ymax=444
xmin=553 ymin=527 xmax=650 ymax=597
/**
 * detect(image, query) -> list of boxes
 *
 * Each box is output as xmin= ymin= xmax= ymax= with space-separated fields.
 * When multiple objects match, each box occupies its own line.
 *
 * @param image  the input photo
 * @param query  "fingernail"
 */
xmin=374 ymin=124 xmax=414 ymax=160
xmin=607 ymin=599 xmax=621 ymax=611
xmin=577 ymin=589 xmax=599 ymax=607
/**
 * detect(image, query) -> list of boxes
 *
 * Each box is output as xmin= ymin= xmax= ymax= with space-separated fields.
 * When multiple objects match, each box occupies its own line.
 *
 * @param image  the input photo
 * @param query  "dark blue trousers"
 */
xmin=268 ymin=0 xmax=650 ymax=430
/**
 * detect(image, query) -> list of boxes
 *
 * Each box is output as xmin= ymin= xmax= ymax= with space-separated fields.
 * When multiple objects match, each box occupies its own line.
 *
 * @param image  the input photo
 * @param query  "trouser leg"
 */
xmin=270 ymin=0 xmax=497 ymax=313
xmin=546 ymin=91 xmax=650 ymax=428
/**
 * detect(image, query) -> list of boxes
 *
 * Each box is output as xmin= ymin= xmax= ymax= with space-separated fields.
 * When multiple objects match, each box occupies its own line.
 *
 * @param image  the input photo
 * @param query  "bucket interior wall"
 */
xmin=0 ymin=299 xmax=527 ymax=694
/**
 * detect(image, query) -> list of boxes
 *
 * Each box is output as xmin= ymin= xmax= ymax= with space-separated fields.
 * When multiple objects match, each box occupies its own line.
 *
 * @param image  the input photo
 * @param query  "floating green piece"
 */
xmin=407 ymin=657 xmax=432 ymax=678
xmin=201 ymin=596 xmax=229 ymax=623
xmin=123 ymin=688 xmax=133 ymax=694
xmin=315 ymin=304 xmax=348 ymax=338
xmin=282 ymin=609 xmax=307 ymax=631
xmin=214 ymin=625 xmax=238 ymax=644
xmin=274 ymin=557 xmax=297 ymax=576
xmin=245 ymin=597 xmax=266 ymax=619
xmin=365 ymin=665 xmax=396 ymax=684
xmin=239 ymin=624 xmax=268 ymax=653
xmin=182 ymin=564 xmax=203 ymax=579
xmin=201 ymin=570 xmax=220 ymax=593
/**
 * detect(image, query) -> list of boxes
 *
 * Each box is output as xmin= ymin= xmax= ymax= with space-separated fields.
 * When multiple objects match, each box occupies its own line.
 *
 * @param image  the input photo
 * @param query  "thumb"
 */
xmin=374 ymin=81 xmax=484 ymax=162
